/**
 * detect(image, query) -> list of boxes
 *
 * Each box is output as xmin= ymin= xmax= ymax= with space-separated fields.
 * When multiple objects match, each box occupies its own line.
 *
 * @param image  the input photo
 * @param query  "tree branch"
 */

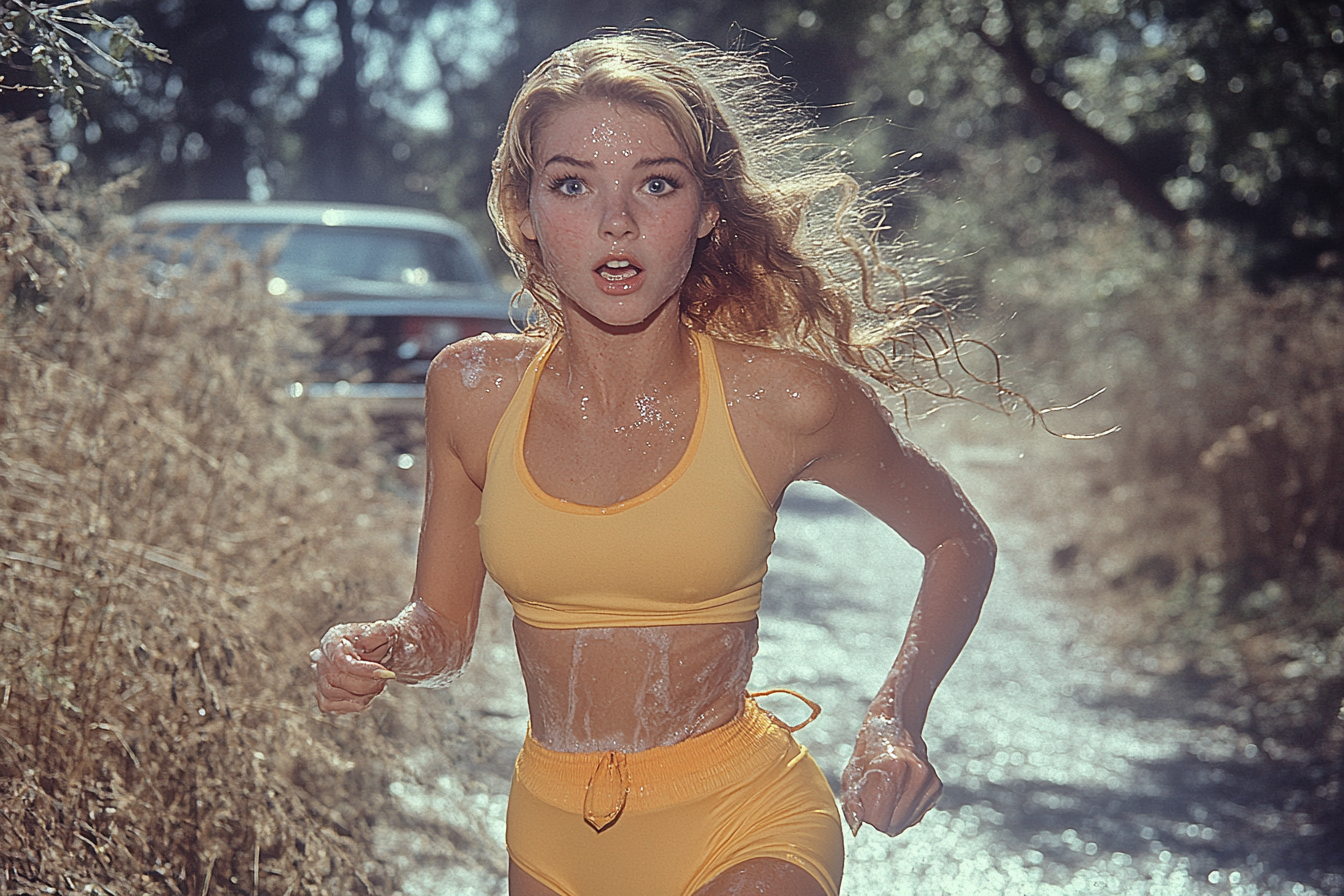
xmin=977 ymin=0 xmax=1187 ymax=234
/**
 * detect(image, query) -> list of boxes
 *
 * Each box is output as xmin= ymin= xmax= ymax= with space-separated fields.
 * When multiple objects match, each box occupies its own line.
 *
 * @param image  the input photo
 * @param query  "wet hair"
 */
xmin=488 ymin=29 xmax=1010 ymax=405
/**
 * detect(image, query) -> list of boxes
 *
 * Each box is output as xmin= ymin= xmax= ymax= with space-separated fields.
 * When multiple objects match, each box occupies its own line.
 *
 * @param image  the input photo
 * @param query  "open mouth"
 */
xmin=597 ymin=259 xmax=641 ymax=282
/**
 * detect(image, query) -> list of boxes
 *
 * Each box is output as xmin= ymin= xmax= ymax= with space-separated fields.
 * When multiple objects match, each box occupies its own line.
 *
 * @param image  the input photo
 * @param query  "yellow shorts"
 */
xmin=505 ymin=696 xmax=844 ymax=896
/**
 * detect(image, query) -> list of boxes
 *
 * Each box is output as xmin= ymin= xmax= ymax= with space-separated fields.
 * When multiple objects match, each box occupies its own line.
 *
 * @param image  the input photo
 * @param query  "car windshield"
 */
xmin=146 ymin=223 xmax=485 ymax=287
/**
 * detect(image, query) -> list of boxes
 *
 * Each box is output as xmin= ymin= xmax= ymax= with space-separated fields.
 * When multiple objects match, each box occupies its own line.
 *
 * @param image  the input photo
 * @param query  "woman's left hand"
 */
xmin=840 ymin=714 xmax=943 ymax=836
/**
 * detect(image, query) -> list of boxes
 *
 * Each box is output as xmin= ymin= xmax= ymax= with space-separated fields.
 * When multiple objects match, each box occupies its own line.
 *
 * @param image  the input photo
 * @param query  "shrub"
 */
xmin=968 ymin=204 xmax=1344 ymax=765
xmin=0 ymin=118 xmax=499 ymax=894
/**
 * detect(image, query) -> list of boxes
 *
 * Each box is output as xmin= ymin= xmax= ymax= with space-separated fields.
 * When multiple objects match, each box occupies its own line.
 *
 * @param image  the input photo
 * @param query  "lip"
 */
xmin=593 ymin=254 xmax=645 ymax=294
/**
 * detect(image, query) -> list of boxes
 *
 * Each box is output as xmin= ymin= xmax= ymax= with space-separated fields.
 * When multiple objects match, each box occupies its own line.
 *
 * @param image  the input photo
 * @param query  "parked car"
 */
xmin=132 ymin=200 xmax=519 ymax=398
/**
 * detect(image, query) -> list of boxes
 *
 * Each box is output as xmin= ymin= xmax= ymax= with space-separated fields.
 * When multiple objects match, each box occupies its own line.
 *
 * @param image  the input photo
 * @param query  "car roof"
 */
xmin=134 ymin=200 xmax=477 ymax=240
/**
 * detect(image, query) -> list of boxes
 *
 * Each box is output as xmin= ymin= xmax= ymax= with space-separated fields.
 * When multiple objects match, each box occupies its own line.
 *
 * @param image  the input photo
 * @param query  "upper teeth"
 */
xmin=605 ymin=260 xmax=631 ymax=268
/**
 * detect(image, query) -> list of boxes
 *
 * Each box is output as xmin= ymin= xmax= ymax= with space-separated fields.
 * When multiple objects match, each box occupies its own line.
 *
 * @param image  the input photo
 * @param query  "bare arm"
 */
xmin=797 ymin=370 xmax=996 ymax=836
xmin=311 ymin=342 xmax=494 ymax=713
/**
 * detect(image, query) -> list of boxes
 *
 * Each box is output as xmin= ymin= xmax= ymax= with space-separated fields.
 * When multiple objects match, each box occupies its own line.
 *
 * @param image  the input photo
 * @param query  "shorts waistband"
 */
xmin=515 ymin=696 xmax=798 ymax=826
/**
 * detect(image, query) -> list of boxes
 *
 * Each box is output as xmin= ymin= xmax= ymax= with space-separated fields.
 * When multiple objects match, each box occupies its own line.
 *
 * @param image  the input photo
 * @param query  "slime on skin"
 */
xmin=316 ymin=598 xmax=474 ymax=693
xmin=382 ymin=598 xmax=475 ymax=688
xmin=710 ymin=860 xmax=806 ymax=895
xmin=518 ymin=621 xmax=757 ymax=753
xmin=459 ymin=344 xmax=490 ymax=389
xmin=841 ymin=594 xmax=923 ymax=830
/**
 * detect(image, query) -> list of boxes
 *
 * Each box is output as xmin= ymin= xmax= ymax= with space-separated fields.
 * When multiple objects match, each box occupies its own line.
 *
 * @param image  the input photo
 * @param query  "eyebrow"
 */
xmin=540 ymin=154 xmax=694 ymax=171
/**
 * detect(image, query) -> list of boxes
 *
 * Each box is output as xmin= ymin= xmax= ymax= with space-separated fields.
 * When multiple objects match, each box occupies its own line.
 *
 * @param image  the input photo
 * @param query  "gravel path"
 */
xmin=382 ymin=423 xmax=1337 ymax=896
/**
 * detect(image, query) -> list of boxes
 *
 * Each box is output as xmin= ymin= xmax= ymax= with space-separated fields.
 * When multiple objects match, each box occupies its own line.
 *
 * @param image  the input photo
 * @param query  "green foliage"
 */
xmin=22 ymin=0 xmax=1331 ymax=279
xmin=844 ymin=0 xmax=1343 ymax=277
xmin=0 ymin=0 xmax=167 ymax=114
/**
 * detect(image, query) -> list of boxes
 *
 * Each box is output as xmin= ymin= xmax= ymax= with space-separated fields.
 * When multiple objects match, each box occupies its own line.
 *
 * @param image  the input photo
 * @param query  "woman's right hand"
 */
xmin=310 ymin=620 xmax=399 ymax=713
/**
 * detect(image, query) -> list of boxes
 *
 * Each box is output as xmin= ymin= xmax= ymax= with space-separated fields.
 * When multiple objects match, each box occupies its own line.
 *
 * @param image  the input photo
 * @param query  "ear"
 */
xmin=518 ymin=208 xmax=537 ymax=242
xmin=698 ymin=202 xmax=720 ymax=240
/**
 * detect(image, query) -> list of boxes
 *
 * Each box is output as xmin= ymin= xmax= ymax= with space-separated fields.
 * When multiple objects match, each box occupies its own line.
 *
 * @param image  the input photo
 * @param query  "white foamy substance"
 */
xmin=458 ymin=343 xmax=490 ymax=389
xmin=517 ymin=621 xmax=756 ymax=753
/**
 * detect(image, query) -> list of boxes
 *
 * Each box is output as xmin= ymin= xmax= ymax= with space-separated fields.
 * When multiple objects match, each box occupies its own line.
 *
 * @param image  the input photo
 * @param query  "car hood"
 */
xmin=284 ymin=277 xmax=517 ymax=320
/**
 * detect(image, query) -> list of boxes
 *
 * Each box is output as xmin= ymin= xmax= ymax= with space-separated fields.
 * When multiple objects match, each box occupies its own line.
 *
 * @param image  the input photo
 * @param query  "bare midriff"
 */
xmin=513 ymin=617 xmax=759 ymax=753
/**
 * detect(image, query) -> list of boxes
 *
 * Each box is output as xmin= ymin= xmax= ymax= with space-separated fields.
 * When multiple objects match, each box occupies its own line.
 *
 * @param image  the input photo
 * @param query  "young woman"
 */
xmin=312 ymin=31 xmax=997 ymax=896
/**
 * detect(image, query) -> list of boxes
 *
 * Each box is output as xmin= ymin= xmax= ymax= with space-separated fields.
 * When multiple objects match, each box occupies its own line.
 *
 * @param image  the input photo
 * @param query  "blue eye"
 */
xmin=554 ymin=177 xmax=585 ymax=195
xmin=646 ymin=177 xmax=673 ymax=195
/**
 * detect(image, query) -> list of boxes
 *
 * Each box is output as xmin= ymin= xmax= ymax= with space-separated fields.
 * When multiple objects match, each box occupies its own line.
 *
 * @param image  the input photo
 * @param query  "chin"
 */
xmin=592 ymin=313 xmax=661 ymax=333
xmin=565 ymin=294 xmax=676 ymax=332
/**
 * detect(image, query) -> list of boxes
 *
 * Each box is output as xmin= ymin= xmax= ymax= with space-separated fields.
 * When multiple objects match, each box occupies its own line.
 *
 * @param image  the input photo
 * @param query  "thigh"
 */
xmin=686 ymin=745 xmax=843 ymax=896
xmin=694 ymin=858 xmax=828 ymax=896
xmin=510 ymin=860 xmax=566 ymax=896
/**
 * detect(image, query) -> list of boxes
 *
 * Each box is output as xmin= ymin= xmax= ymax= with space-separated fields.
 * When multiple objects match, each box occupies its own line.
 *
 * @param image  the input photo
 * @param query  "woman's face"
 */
xmin=519 ymin=98 xmax=719 ymax=330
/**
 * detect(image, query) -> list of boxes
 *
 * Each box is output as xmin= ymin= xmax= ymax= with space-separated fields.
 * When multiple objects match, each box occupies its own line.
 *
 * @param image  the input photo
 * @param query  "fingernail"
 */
xmin=375 ymin=669 xmax=396 ymax=680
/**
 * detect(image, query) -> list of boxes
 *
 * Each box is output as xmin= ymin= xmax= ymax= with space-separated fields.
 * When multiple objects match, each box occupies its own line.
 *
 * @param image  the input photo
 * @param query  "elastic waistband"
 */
xmin=514 ymin=697 xmax=795 ymax=818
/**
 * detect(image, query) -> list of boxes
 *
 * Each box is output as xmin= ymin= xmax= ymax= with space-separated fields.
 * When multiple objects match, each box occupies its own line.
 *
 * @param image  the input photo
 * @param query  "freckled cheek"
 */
xmin=531 ymin=216 xmax=588 ymax=268
xmin=539 ymin=250 xmax=586 ymax=286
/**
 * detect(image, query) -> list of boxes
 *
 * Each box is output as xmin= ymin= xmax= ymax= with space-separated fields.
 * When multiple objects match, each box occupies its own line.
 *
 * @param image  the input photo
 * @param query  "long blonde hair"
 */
xmin=488 ymin=30 xmax=1006 ymax=405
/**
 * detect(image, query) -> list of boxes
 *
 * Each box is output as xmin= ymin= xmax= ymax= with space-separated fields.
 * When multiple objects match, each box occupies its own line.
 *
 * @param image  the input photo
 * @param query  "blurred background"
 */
xmin=4 ymin=0 xmax=1340 ymax=283
xmin=2 ymin=1 xmax=1341 ymax=894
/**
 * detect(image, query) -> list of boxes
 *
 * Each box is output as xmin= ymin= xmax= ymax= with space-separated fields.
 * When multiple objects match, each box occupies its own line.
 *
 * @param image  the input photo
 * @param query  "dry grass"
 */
xmin=978 ymin=216 xmax=1344 ymax=772
xmin=1 ymin=119 xmax=502 ymax=894
xmin=4 ymin=107 xmax=1340 ymax=890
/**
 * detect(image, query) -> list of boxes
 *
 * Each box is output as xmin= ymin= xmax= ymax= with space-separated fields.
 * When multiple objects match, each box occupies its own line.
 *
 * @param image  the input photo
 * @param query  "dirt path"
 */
xmin=378 ymin=416 xmax=1339 ymax=896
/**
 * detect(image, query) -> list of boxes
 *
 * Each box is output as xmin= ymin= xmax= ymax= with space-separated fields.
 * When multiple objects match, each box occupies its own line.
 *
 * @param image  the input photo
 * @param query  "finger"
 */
xmin=315 ymin=689 xmax=376 ymax=714
xmin=328 ymin=638 xmax=396 ymax=680
xmin=912 ymin=775 xmax=944 ymax=823
xmin=318 ymin=660 xmax=390 ymax=698
xmin=871 ymin=765 xmax=907 ymax=831
xmin=337 ymin=653 xmax=397 ymax=680
xmin=840 ymin=762 xmax=865 ymax=834
xmin=315 ymin=681 xmax=385 ymax=714
xmin=852 ymin=765 xmax=903 ymax=835
xmin=885 ymin=770 xmax=943 ymax=835
xmin=315 ymin=669 xmax=388 ymax=708
xmin=330 ymin=621 xmax=396 ymax=658
xmin=840 ymin=762 xmax=860 ymax=833
xmin=313 ymin=666 xmax=376 ymax=712
xmin=842 ymin=791 xmax=862 ymax=836
xmin=886 ymin=772 xmax=923 ymax=831
xmin=313 ymin=649 xmax=391 ymax=697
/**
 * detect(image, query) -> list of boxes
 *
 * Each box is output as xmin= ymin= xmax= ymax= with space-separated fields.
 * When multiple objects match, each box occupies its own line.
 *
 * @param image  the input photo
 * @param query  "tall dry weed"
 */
xmin=987 ymin=216 xmax=1343 ymax=765
xmin=0 ymin=119 xmax=501 ymax=894
xmin=999 ymin=228 xmax=1343 ymax=603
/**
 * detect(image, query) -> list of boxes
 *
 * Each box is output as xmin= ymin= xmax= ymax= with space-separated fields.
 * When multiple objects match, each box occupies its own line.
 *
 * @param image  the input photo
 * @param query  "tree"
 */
xmin=842 ymin=0 xmax=1344 ymax=281
xmin=0 ymin=0 xmax=168 ymax=118
xmin=34 ymin=0 xmax=517 ymax=203
xmin=35 ymin=0 xmax=277 ymax=199
xmin=21 ymin=0 xmax=1338 ymax=281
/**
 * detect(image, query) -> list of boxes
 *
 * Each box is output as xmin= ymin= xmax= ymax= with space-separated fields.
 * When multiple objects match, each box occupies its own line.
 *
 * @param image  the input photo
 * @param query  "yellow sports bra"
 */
xmin=477 ymin=331 xmax=776 ymax=630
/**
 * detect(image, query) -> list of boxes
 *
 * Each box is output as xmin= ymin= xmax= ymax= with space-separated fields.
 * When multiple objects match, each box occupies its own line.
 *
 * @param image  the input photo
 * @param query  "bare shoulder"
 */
xmin=712 ymin=338 xmax=859 ymax=438
xmin=426 ymin=332 xmax=544 ymax=402
xmin=424 ymin=333 xmax=545 ymax=475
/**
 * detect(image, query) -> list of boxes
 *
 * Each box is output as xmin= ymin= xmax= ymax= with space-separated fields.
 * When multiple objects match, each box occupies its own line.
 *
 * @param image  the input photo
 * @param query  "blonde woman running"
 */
xmin=312 ymin=30 xmax=997 ymax=896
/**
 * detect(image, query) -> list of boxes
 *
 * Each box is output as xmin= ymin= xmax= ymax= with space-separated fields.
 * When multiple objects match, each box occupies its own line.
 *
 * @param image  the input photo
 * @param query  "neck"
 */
xmin=549 ymin=302 xmax=697 ymax=411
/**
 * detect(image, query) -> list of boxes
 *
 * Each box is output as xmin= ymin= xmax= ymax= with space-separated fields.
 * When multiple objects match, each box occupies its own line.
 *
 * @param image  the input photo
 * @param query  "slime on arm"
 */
xmin=380 ymin=597 xmax=475 ymax=688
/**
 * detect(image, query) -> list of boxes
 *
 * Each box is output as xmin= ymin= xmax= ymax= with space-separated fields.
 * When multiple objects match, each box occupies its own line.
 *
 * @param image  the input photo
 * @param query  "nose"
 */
xmin=600 ymin=192 xmax=637 ymax=241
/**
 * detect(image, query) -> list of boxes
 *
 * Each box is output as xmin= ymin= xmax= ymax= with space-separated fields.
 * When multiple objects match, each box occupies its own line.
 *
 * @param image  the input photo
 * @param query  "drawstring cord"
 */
xmin=749 ymin=688 xmax=822 ymax=732
xmin=582 ymin=750 xmax=629 ymax=831
xmin=579 ymin=689 xmax=820 ymax=832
